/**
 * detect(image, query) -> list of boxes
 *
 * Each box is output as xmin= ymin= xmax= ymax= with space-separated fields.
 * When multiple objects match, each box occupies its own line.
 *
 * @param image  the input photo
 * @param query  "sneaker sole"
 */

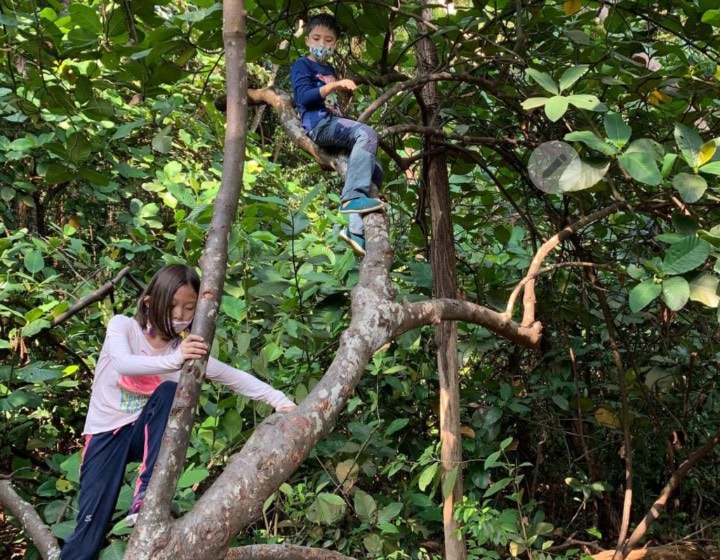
xmin=338 ymin=202 xmax=386 ymax=215
xmin=338 ymin=231 xmax=366 ymax=256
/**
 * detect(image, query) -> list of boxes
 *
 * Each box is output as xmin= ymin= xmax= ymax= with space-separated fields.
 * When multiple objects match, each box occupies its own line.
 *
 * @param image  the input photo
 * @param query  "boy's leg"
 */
xmin=348 ymin=161 xmax=385 ymax=236
xmin=310 ymin=116 xmax=381 ymax=203
xmin=127 ymin=381 xmax=178 ymax=507
xmin=60 ymin=429 xmax=133 ymax=560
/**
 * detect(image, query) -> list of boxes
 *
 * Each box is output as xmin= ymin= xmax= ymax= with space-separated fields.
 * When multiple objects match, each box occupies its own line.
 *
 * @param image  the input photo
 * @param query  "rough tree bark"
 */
xmin=415 ymin=3 xmax=467 ymax=559
xmin=125 ymin=0 xmax=251 ymax=557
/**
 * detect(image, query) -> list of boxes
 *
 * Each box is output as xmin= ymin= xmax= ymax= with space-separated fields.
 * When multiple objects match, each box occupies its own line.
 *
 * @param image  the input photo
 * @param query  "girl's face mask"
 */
xmin=309 ymin=44 xmax=335 ymax=62
xmin=172 ymin=318 xmax=193 ymax=334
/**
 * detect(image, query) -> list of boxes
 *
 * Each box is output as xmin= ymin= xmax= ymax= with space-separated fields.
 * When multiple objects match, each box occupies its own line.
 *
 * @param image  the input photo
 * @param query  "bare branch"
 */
xmin=378 ymin=124 xmax=522 ymax=147
xmin=225 ymin=544 xmax=355 ymax=560
xmin=51 ymin=266 xmax=133 ymax=327
xmin=0 ymin=480 xmax=60 ymax=560
xmin=505 ymin=202 xmax=627 ymax=326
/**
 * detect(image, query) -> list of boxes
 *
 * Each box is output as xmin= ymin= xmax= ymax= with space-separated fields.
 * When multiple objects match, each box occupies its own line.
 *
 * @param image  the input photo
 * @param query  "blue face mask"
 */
xmin=310 ymin=45 xmax=335 ymax=62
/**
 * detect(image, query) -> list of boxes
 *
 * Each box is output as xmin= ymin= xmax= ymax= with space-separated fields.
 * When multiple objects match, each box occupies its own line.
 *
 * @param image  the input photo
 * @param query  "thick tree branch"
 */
xmin=225 ymin=544 xmax=355 ymax=560
xmin=0 ymin=480 xmax=60 ymax=560
xmin=399 ymin=298 xmax=541 ymax=349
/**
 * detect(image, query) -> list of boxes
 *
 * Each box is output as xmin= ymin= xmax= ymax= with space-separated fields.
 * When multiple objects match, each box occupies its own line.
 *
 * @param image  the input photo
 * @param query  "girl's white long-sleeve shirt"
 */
xmin=83 ymin=315 xmax=294 ymax=434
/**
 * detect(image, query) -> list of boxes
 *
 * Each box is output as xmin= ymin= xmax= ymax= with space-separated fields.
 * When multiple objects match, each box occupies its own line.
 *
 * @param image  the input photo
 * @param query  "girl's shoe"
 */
xmin=339 ymin=197 xmax=385 ymax=214
xmin=338 ymin=227 xmax=366 ymax=256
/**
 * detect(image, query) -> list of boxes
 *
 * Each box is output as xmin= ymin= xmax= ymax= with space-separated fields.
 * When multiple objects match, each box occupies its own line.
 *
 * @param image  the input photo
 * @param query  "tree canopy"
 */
xmin=2 ymin=0 xmax=720 ymax=559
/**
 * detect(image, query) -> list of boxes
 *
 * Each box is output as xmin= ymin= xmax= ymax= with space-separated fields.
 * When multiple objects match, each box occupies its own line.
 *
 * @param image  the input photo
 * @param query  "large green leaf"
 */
xmin=354 ymin=489 xmax=377 ymax=524
xmin=566 ymin=94 xmax=607 ymax=112
xmin=564 ymin=130 xmax=618 ymax=156
xmin=618 ymin=151 xmax=662 ymax=185
xmin=674 ymin=123 xmax=705 ymax=170
xmin=545 ymin=96 xmax=569 ymax=121
xmin=689 ymin=273 xmax=720 ymax=307
xmin=662 ymin=237 xmax=710 ymax=275
xmin=526 ymin=68 xmax=558 ymax=95
xmin=558 ymin=65 xmax=588 ymax=91
xmin=629 ymin=280 xmax=662 ymax=312
xmin=24 ymin=250 xmax=44 ymax=274
xmin=662 ymin=276 xmax=690 ymax=311
xmin=604 ymin=112 xmax=632 ymax=147
xmin=673 ymin=173 xmax=707 ymax=203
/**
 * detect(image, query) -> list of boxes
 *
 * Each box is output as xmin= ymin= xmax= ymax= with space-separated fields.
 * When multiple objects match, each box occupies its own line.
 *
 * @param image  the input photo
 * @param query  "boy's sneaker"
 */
xmin=339 ymin=227 xmax=366 ymax=256
xmin=339 ymin=197 xmax=385 ymax=214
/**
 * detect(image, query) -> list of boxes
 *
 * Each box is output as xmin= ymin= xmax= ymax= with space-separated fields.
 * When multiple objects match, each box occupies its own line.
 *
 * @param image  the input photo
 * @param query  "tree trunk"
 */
xmin=415 ymin=3 xmax=467 ymax=559
xmin=124 ymin=0 xmax=249 ymax=557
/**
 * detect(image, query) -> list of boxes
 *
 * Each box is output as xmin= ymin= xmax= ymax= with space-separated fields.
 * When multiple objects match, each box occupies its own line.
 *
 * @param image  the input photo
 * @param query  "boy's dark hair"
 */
xmin=135 ymin=264 xmax=201 ymax=340
xmin=306 ymin=13 xmax=341 ymax=37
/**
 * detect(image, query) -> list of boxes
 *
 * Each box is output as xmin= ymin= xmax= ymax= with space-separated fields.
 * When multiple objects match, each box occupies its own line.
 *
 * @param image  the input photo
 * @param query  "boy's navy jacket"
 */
xmin=290 ymin=56 xmax=342 ymax=132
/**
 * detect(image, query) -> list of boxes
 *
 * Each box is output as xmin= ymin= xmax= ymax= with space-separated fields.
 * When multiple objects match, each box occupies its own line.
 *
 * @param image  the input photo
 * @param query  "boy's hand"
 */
xmin=180 ymin=334 xmax=208 ymax=360
xmin=334 ymin=79 xmax=357 ymax=92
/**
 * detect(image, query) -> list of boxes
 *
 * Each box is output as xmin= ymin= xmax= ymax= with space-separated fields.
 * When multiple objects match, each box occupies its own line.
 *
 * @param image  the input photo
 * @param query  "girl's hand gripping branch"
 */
xmin=179 ymin=334 xmax=208 ymax=361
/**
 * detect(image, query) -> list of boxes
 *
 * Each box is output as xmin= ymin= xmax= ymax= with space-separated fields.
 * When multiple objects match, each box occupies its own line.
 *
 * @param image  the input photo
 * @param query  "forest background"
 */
xmin=2 ymin=0 xmax=720 ymax=559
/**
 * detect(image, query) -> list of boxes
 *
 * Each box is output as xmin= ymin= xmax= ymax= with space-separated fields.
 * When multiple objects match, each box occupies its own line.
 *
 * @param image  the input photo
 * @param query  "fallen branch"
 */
xmin=225 ymin=544 xmax=355 ymax=560
xmin=621 ymin=430 xmax=720 ymax=557
xmin=0 ymin=480 xmax=61 ymax=560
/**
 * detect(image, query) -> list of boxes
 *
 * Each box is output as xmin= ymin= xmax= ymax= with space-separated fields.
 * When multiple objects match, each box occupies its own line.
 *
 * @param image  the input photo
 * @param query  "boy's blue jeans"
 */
xmin=309 ymin=115 xmax=384 ymax=236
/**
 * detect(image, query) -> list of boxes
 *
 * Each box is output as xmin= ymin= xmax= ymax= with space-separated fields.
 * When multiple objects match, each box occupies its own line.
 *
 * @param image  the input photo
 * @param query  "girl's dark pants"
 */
xmin=60 ymin=381 xmax=177 ymax=560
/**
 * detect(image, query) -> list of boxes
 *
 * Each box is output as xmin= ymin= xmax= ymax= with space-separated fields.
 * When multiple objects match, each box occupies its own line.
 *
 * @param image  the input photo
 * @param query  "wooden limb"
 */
xmin=622 ymin=430 xmax=720 ymax=557
xmin=0 ymin=480 xmax=60 ymax=560
xmin=225 ymin=544 xmax=355 ymax=560
xmin=399 ymin=298 xmax=542 ymax=349
xmin=505 ymin=201 xmax=627 ymax=326
xmin=378 ymin=123 xmax=522 ymax=147
xmin=356 ymin=71 xmax=508 ymax=123
xmin=51 ymin=266 xmax=133 ymax=327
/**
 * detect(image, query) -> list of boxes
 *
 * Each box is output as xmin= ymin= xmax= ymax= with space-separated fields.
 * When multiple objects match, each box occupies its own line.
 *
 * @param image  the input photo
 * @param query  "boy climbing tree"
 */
xmin=290 ymin=13 xmax=385 ymax=256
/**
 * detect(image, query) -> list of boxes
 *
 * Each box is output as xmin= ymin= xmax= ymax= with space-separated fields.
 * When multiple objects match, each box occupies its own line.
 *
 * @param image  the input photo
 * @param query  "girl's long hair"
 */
xmin=134 ymin=264 xmax=200 ymax=340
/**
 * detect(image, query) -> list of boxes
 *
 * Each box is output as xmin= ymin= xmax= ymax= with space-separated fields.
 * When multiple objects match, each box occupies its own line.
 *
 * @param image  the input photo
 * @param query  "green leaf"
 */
xmin=701 ymin=9 xmax=720 ymax=26
xmin=354 ymin=489 xmax=377 ymax=524
xmin=700 ymin=161 xmax=720 ymax=175
xmin=363 ymin=534 xmax=384 ymax=555
xmin=673 ymin=173 xmax=707 ymax=203
xmin=662 ymin=237 xmax=710 ymax=275
xmin=152 ymin=126 xmax=173 ymax=153
xmin=385 ymin=418 xmax=409 ymax=436
xmin=69 ymin=3 xmax=102 ymax=34
xmin=552 ymin=395 xmax=569 ymax=410
xmin=66 ymin=133 xmax=92 ymax=163
xmin=526 ymin=68 xmax=559 ymax=95
xmin=566 ymin=94 xmax=607 ymax=111
xmin=629 ymin=280 xmax=662 ymax=312
xmin=98 ymin=540 xmax=127 ymax=560
xmin=560 ymin=158 xmax=611 ymax=192
xmin=674 ymin=123 xmax=705 ymax=170
xmin=604 ymin=113 xmax=632 ymax=147
xmin=418 ymin=463 xmax=438 ymax=491
xmin=177 ymin=467 xmax=209 ymax=488
xmin=618 ymin=151 xmax=662 ymax=185
xmin=689 ymin=273 xmax=720 ymax=307
xmin=564 ymin=131 xmax=617 ymax=156
xmin=521 ymin=97 xmax=548 ymax=110
xmin=544 ymin=96 xmax=569 ymax=122
xmin=377 ymin=502 xmax=403 ymax=525
xmin=559 ymin=65 xmax=589 ymax=92
xmin=484 ymin=477 xmax=512 ymax=497
xmin=484 ymin=450 xmax=502 ymax=470
xmin=111 ymin=120 xmax=147 ymax=141
xmin=662 ymin=277 xmax=690 ymax=311
xmin=24 ymin=250 xmax=44 ymax=273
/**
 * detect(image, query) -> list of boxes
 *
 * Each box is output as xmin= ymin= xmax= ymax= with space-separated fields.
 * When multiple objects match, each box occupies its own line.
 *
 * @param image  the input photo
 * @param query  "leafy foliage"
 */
xmin=2 ymin=0 xmax=720 ymax=559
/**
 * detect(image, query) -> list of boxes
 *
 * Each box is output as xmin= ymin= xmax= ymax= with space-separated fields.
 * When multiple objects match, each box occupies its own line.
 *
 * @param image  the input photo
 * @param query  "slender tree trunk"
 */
xmin=416 ymin=4 xmax=467 ymax=559
xmin=124 ymin=1 xmax=249 ymax=557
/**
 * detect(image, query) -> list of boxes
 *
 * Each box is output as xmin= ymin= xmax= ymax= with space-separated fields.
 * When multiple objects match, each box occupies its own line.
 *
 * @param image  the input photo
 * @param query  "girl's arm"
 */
xmin=206 ymin=357 xmax=295 ymax=410
xmin=104 ymin=316 xmax=184 ymax=376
